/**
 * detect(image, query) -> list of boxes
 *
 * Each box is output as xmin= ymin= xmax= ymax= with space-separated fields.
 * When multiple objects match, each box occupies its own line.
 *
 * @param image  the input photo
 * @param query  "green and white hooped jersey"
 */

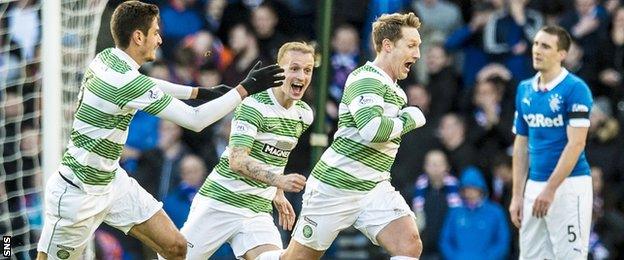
xmin=311 ymin=62 xmax=417 ymax=192
xmin=59 ymin=48 xmax=174 ymax=193
xmin=199 ymin=89 xmax=313 ymax=213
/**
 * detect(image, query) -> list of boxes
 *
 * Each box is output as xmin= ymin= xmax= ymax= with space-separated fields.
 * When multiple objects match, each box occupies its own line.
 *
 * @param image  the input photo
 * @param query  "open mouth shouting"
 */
xmin=404 ymin=61 xmax=414 ymax=73
xmin=291 ymin=82 xmax=304 ymax=96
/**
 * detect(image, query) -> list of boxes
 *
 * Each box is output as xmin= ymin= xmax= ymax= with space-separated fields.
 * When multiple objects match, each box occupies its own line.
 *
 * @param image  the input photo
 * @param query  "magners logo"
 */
xmin=263 ymin=143 xmax=291 ymax=158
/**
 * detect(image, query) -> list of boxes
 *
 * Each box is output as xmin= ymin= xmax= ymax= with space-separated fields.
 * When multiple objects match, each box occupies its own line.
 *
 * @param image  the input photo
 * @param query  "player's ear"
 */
xmin=558 ymin=49 xmax=567 ymax=62
xmin=131 ymin=29 xmax=144 ymax=46
xmin=382 ymin=38 xmax=393 ymax=53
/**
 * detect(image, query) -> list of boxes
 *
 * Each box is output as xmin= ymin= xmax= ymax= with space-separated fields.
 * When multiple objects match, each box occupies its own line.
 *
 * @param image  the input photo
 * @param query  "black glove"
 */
xmin=196 ymin=84 xmax=233 ymax=101
xmin=239 ymin=61 xmax=285 ymax=95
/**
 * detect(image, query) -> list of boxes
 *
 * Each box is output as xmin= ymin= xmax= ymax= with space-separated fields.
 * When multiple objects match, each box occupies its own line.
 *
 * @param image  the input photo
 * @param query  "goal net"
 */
xmin=0 ymin=0 xmax=107 ymax=257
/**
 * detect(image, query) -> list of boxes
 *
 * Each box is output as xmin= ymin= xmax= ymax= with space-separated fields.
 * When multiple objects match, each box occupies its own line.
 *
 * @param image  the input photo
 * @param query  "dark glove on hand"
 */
xmin=239 ymin=61 xmax=285 ymax=95
xmin=196 ymin=84 xmax=233 ymax=101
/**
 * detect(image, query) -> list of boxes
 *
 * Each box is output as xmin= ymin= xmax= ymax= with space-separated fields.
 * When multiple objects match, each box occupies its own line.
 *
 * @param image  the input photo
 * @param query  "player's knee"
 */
xmin=281 ymin=248 xmax=318 ymax=260
xmin=395 ymin=233 xmax=422 ymax=256
xmin=162 ymin=237 xmax=187 ymax=259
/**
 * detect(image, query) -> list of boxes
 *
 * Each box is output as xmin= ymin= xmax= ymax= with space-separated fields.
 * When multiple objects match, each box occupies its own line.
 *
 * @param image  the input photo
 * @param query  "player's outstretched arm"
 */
xmin=229 ymin=146 xmax=306 ymax=192
xmin=147 ymin=61 xmax=283 ymax=101
xmin=152 ymin=76 xmax=233 ymax=101
xmin=154 ymin=89 xmax=243 ymax=132
xmin=126 ymin=63 xmax=284 ymax=132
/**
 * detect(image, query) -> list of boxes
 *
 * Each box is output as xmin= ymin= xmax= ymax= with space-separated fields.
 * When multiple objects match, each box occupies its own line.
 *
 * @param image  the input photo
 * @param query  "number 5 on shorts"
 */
xmin=567 ymin=225 xmax=577 ymax=242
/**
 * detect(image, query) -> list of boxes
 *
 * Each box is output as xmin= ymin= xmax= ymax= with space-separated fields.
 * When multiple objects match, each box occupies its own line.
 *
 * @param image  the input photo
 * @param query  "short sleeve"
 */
xmin=229 ymin=102 xmax=262 ymax=149
xmin=566 ymin=82 xmax=593 ymax=128
xmin=513 ymin=85 xmax=528 ymax=136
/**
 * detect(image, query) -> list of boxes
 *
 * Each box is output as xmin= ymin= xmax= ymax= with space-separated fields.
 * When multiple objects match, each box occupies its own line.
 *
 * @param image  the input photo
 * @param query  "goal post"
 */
xmin=0 ymin=0 xmax=108 ymax=256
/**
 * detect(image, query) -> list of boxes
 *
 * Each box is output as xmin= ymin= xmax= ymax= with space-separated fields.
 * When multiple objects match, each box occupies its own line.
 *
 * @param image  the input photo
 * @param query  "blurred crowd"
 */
xmin=4 ymin=0 xmax=624 ymax=259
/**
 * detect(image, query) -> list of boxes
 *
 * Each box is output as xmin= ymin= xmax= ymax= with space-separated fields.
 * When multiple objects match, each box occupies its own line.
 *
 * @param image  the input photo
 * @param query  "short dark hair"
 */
xmin=540 ymin=25 xmax=572 ymax=51
xmin=110 ymin=1 xmax=159 ymax=49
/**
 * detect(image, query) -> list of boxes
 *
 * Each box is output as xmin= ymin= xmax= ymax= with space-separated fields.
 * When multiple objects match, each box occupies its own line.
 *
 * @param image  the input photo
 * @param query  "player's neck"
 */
xmin=372 ymin=56 xmax=397 ymax=82
xmin=121 ymin=46 xmax=145 ymax=66
xmin=272 ymin=87 xmax=295 ymax=109
xmin=539 ymin=66 xmax=563 ymax=86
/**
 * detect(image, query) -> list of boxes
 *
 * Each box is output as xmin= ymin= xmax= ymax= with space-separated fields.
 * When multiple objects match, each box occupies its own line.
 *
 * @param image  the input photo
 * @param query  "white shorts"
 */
xmin=520 ymin=175 xmax=592 ymax=260
xmin=37 ymin=172 xmax=162 ymax=260
xmin=292 ymin=176 xmax=414 ymax=251
xmin=180 ymin=196 xmax=283 ymax=259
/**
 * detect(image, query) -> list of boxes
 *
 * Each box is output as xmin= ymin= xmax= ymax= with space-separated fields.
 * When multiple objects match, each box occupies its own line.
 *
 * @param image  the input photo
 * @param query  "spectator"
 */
xmin=490 ymin=154 xmax=519 ymax=259
xmin=483 ymin=0 xmax=543 ymax=81
xmin=560 ymin=0 xmax=609 ymax=87
xmin=412 ymin=0 xmax=463 ymax=38
xmin=159 ymin=0 xmax=205 ymax=59
xmin=589 ymin=167 xmax=612 ymax=260
xmin=437 ymin=113 xmax=478 ymax=175
xmin=586 ymin=97 xmax=622 ymax=183
xmin=163 ymin=154 xmax=207 ymax=228
xmin=181 ymin=30 xmax=233 ymax=72
xmin=466 ymin=77 xmax=514 ymax=172
xmin=439 ymin=166 xmax=510 ymax=260
xmin=425 ymin=43 xmax=460 ymax=118
xmin=445 ymin=2 xmax=494 ymax=87
xmin=169 ymin=47 xmax=196 ymax=85
xmin=202 ymin=0 xmax=227 ymax=33
xmin=134 ymin=120 xmax=190 ymax=200
xmin=222 ymin=23 xmax=265 ymax=87
xmin=392 ymin=84 xmax=441 ymax=197
xmin=596 ymin=7 xmax=624 ymax=99
xmin=327 ymin=24 xmax=361 ymax=128
xmin=411 ymin=0 xmax=463 ymax=82
xmin=329 ymin=24 xmax=360 ymax=104
xmin=412 ymin=150 xmax=461 ymax=260
xmin=563 ymin=41 xmax=597 ymax=90
xmin=251 ymin=3 xmax=289 ymax=63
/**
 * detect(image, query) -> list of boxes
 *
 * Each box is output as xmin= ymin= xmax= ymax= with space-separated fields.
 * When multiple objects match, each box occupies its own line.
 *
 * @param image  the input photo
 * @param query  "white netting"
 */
xmin=0 ymin=0 xmax=106 ymax=257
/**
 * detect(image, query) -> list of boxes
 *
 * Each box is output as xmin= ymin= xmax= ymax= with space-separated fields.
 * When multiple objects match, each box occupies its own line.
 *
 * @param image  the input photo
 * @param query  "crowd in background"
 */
xmin=3 ymin=0 xmax=624 ymax=259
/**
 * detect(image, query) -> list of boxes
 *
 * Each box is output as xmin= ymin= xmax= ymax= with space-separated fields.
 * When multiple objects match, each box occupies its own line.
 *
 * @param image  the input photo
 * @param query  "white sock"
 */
xmin=255 ymin=249 xmax=284 ymax=260
xmin=390 ymin=256 xmax=418 ymax=260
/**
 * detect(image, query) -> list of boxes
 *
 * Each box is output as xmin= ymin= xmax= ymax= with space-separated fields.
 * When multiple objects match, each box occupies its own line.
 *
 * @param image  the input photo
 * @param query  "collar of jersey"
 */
xmin=112 ymin=47 xmax=140 ymax=70
xmin=366 ymin=61 xmax=396 ymax=85
xmin=268 ymin=88 xmax=293 ymax=111
xmin=531 ymin=68 xmax=569 ymax=92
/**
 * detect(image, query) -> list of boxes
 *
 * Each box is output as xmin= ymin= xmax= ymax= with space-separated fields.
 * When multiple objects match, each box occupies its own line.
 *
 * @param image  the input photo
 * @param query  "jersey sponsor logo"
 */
xmin=549 ymin=94 xmax=562 ymax=112
xmin=275 ymin=140 xmax=295 ymax=150
xmin=523 ymin=114 xmax=564 ymax=127
xmin=148 ymin=89 xmax=163 ymax=100
xmin=262 ymin=143 xmax=291 ymax=158
xmin=572 ymin=103 xmax=589 ymax=112
xmin=358 ymin=95 xmax=375 ymax=105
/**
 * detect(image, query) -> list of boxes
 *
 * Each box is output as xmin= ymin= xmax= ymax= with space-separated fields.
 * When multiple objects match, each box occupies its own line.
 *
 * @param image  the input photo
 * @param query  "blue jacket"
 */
xmin=162 ymin=183 xmax=198 ymax=228
xmin=439 ymin=167 xmax=510 ymax=260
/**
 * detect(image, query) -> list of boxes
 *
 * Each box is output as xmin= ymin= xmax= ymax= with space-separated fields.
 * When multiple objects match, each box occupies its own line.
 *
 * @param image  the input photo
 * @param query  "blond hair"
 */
xmin=277 ymin=42 xmax=315 ymax=64
xmin=372 ymin=12 xmax=421 ymax=53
